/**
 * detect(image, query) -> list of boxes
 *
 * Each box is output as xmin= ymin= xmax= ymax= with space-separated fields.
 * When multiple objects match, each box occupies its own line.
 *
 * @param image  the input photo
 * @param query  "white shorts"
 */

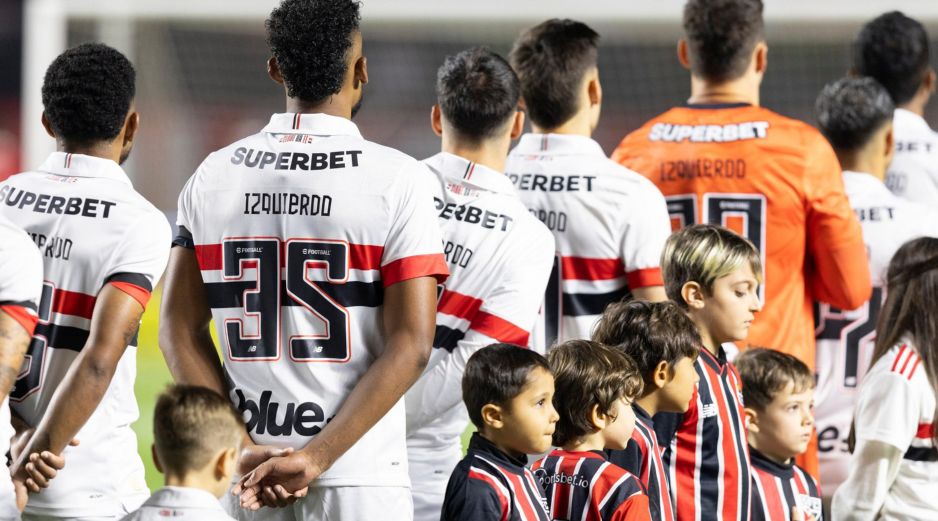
xmin=222 ymin=486 xmax=412 ymax=521
xmin=408 ymin=444 xmax=461 ymax=521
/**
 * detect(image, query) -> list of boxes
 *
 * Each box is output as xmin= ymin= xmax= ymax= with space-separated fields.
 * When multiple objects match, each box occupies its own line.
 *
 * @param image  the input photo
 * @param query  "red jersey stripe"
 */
xmin=908 ymin=359 xmax=922 ymax=380
xmin=891 ymin=345 xmax=909 ymax=372
xmin=195 ymin=242 xmax=385 ymax=272
xmin=52 ymin=288 xmax=96 ymax=319
xmin=381 ymin=253 xmax=449 ymax=287
xmin=560 ymin=256 xmax=625 ymax=281
xmin=195 ymin=243 xmax=223 ymax=271
xmin=0 ymin=305 xmax=38 ymax=334
xmin=756 ymin=471 xmax=786 ymax=520
xmin=438 ymin=290 xmax=483 ymax=321
xmin=108 ymin=281 xmax=152 ymax=308
xmin=705 ymin=363 xmax=742 ymax=520
xmin=468 ymin=468 xmax=510 ymax=521
xmin=626 ymin=267 xmax=664 ymax=289
xmin=899 ymin=350 xmax=916 ymax=376
xmin=502 ymin=468 xmax=540 ymax=520
xmin=916 ymin=423 xmax=935 ymax=439
xmin=472 ymin=311 xmax=530 ymax=346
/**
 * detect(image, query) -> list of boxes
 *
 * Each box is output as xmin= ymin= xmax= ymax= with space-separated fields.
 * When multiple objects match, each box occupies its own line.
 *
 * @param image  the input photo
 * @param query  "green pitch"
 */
xmin=132 ymin=287 xmax=473 ymax=491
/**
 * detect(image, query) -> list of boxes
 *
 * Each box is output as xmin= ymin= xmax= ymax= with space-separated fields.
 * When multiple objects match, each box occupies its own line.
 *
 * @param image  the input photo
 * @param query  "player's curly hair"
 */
xmin=266 ymin=0 xmax=361 ymax=103
xmin=41 ymin=43 xmax=135 ymax=144
xmin=683 ymin=0 xmax=764 ymax=83
xmin=815 ymin=76 xmax=895 ymax=151
xmin=853 ymin=11 xmax=931 ymax=106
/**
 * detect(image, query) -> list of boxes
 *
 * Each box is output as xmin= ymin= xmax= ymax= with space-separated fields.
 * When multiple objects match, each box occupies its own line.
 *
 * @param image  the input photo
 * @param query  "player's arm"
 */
xmin=0 ymin=308 xmax=34 ymax=400
xmin=830 ymin=439 xmax=902 ymax=521
xmin=804 ymin=135 xmax=872 ymax=309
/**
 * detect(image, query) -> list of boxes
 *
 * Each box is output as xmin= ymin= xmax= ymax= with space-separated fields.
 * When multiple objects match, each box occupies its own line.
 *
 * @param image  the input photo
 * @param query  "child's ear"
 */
xmin=215 ymin=447 xmax=237 ymax=481
xmin=744 ymin=407 xmax=759 ymax=433
xmin=681 ymin=281 xmax=706 ymax=310
xmin=589 ymin=404 xmax=607 ymax=431
xmin=151 ymin=444 xmax=164 ymax=475
xmin=653 ymin=361 xmax=671 ymax=390
xmin=481 ymin=404 xmax=505 ymax=430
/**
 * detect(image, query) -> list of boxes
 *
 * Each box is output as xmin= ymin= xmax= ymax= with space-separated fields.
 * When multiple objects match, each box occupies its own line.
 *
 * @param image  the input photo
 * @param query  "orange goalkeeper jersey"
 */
xmin=612 ymin=103 xmax=871 ymax=369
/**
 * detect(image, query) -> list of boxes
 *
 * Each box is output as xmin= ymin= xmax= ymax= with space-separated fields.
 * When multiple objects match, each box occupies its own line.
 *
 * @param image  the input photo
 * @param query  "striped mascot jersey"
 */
xmin=443 ymin=433 xmax=551 ymax=521
xmin=175 ymin=113 xmax=447 ymax=488
xmin=608 ymin=405 xmax=674 ymax=521
xmin=405 ymin=153 xmax=554 ymax=507
xmin=532 ymin=449 xmax=651 ymax=521
xmin=505 ymin=134 xmax=671 ymax=350
xmin=653 ymin=348 xmax=750 ymax=521
xmin=749 ymin=448 xmax=822 ymax=521
xmin=0 ymin=152 xmax=170 ymax=516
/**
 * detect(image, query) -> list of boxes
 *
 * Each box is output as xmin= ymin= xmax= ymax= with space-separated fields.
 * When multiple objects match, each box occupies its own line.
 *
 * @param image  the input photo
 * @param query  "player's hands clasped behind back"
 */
xmin=233 ymin=443 xmax=326 ymax=509
xmin=8 ymin=426 xmax=80 ymax=511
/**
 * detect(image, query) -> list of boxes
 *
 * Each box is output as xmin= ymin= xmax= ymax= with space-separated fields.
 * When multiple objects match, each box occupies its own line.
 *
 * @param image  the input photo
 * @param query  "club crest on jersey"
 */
xmin=796 ymin=493 xmax=822 ymax=520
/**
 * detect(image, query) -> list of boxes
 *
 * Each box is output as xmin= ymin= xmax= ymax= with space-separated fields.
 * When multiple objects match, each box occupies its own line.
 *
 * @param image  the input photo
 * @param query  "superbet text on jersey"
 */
xmin=174 ymin=113 xmax=448 ymax=488
xmin=814 ymin=171 xmax=938 ymax=497
xmin=506 ymin=133 xmax=671 ymax=350
xmin=406 ymin=152 xmax=554 ymax=521
xmin=0 ymin=152 xmax=170 ymax=517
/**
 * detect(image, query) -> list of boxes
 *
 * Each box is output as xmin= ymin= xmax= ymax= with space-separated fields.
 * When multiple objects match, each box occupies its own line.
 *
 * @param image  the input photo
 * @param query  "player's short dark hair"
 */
xmin=548 ymin=340 xmax=643 ymax=447
xmin=735 ymin=348 xmax=814 ymax=411
xmin=592 ymin=300 xmax=700 ymax=388
xmin=153 ymin=385 xmax=243 ymax=477
xmin=266 ymin=0 xmax=361 ymax=103
xmin=509 ymin=19 xmax=599 ymax=130
xmin=41 ymin=43 xmax=135 ymax=144
xmin=682 ymin=0 xmax=765 ymax=82
xmin=816 ymin=76 xmax=895 ymax=152
xmin=463 ymin=343 xmax=551 ymax=431
xmin=437 ymin=47 xmax=521 ymax=143
xmin=853 ymin=11 xmax=931 ymax=106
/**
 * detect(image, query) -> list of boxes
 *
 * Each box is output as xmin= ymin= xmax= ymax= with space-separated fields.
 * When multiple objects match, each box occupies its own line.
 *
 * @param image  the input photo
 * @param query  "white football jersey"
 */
xmin=505 ymin=133 xmax=671 ymax=349
xmin=120 ymin=487 xmax=234 ymax=521
xmin=0 ymin=214 xmax=42 ymax=520
xmin=0 ymin=152 xmax=171 ymax=517
xmin=814 ymin=171 xmax=938 ymax=497
xmin=885 ymin=108 xmax=938 ymax=206
xmin=405 ymin=153 xmax=554 ymax=514
xmin=175 ymin=113 xmax=448 ymax=488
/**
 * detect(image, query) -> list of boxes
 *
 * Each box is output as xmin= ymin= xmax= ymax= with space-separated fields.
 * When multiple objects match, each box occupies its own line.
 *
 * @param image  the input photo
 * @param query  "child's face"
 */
xmin=659 ymin=356 xmax=699 ymax=413
xmin=697 ymin=263 xmax=761 ymax=345
xmin=601 ymin=397 xmax=637 ymax=451
xmin=498 ymin=366 xmax=560 ymax=455
xmin=750 ymin=383 xmax=814 ymax=462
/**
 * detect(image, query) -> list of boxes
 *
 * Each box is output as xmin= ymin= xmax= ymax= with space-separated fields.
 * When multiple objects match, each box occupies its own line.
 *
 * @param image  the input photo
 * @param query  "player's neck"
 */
xmin=441 ymin=137 xmax=509 ymax=173
xmin=285 ymin=96 xmax=354 ymax=120
xmin=899 ymin=91 xmax=930 ymax=118
xmin=836 ymin=150 xmax=886 ymax=182
xmin=57 ymin=140 xmax=121 ymax=164
xmin=635 ymin=393 xmax=660 ymax=417
xmin=533 ymin=112 xmax=593 ymax=138
xmin=688 ymin=75 xmax=760 ymax=107
xmin=563 ymin=431 xmax=606 ymax=453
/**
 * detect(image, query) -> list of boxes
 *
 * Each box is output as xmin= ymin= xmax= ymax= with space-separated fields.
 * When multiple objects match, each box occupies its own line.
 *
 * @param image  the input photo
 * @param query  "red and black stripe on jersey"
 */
xmin=750 ymin=448 xmax=823 ymax=521
xmin=653 ymin=347 xmax=751 ymax=521
xmin=442 ymin=433 xmax=550 ymax=521
xmin=608 ymin=405 xmax=674 ymax=521
xmin=432 ymin=288 xmax=531 ymax=351
xmin=0 ymin=300 xmax=38 ymax=334
xmin=532 ymin=449 xmax=651 ymax=521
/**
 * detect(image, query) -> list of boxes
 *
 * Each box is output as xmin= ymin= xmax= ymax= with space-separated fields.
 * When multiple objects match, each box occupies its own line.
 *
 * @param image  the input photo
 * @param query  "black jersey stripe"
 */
xmin=204 ymin=280 xmax=383 ymax=310
xmin=562 ymin=287 xmax=632 ymax=317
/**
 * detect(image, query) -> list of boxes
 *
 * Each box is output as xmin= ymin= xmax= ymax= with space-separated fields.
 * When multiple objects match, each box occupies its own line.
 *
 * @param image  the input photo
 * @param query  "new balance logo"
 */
xmin=701 ymin=403 xmax=719 ymax=418
xmin=234 ymin=388 xmax=331 ymax=437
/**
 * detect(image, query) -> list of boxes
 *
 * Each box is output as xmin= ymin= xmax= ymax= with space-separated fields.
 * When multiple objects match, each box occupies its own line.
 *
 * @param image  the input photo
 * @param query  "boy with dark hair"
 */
xmin=1 ymin=42 xmax=171 ymax=519
xmin=652 ymin=224 xmax=762 ymax=521
xmin=160 ymin=0 xmax=448 ymax=518
xmin=593 ymin=300 xmax=700 ymax=521
xmin=121 ymin=385 xmax=244 ymax=520
xmin=442 ymin=344 xmax=557 ymax=521
xmin=853 ymin=12 xmax=938 ymax=207
xmin=736 ymin=349 xmax=822 ymax=521
xmin=813 ymin=76 xmax=938 ymax=500
xmin=406 ymin=47 xmax=554 ymax=521
xmin=532 ymin=340 xmax=651 ymax=521
xmin=506 ymin=18 xmax=671 ymax=350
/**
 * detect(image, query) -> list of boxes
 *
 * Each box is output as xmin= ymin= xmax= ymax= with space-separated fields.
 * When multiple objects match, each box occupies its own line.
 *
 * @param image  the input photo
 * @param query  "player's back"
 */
xmin=0 ymin=151 xmax=170 ymax=515
xmin=613 ymin=104 xmax=869 ymax=366
xmin=814 ymin=170 xmax=938 ymax=496
xmin=506 ymin=133 xmax=670 ymax=349
xmin=885 ymin=108 xmax=938 ymax=206
xmin=177 ymin=113 xmax=446 ymax=487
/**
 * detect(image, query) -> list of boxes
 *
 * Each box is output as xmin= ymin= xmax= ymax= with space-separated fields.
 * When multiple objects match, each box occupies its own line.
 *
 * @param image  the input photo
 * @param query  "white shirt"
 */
xmin=405 ymin=152 xmax=554 ymax=453
xmin=885 ymin=108 xmax=938 ymax=206
xmin=175 ymin=113 xmax=448 ymax=488
xmin=506 ymin=133 xmax=671 ymax=350
xmin=0 ymin=152 xmax=170 ymax=517
xmin=815 ymin=171 xmax=938 ymax=497
xmin=121 ymin=487 xmax=234 ymax=521
xmin=833 ymin=341 xmax=938 ymax=520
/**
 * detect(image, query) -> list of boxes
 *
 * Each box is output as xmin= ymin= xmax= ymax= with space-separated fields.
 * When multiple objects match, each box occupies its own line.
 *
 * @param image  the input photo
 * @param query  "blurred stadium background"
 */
xmin=2 ymin=0 xmax=938 ymax=490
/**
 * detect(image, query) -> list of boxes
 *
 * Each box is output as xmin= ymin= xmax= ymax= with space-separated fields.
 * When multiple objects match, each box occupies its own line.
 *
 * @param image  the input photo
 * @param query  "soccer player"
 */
xmin=611 ymin=0 xmax=870 ymax=370
xmin=832 ymin=237 xmax=938 ymax=520
xmin=853 ymin=12 xmax=938 ymax=207
xmin=406 ymin=48 xmax=554 ymax=521
xmin=0 ymin=216 xmax=43 ymax=516
xmin=736 ymin=349 xmax=822 ymax=521
xmin=655 ymin=224 xmax=761 ymax=521
xmin=506 ymin=19 xmax=671 ymax=349
xmin=0 ymin=43 xmax=171 ymax=519
xmin=159 ymin=0 xmax=448 ymax=519
xmin=121 ymin=385 xmax=242 ymax=521
xmin=813 ymin=77 xmax=938 ymax=499
xmin=533 ymin=340 xmax=651 ymax=521
xmin=593 ymin=300 xmax=701 ymax=521
xmin=442 ymin=344 xmax=556 ymax=521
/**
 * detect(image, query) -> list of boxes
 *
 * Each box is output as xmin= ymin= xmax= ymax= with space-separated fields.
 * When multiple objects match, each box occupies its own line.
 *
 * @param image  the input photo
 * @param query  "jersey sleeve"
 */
xmin=608 ymin=491 xmax=652 ymax=521
xmin=853 ymin=369 xmax=920 ymax=451
xmin=619 ymin=177 xmax=670 ymax=288
xmin=442 ymin=466 xmax=509 ymax=521
xmin=103 ymin=211 xmax=172 ymax=308
xmin=0 ymin=232 xmax=43 ymax=334
xmin=381 ymin=161 xmax=449 ymax=287
xmin=173 ymin=169 xmax=200 ymax=249
xmin=803 ymin=132 xmax=872 ymax=310
xmin=406 ymin=223 xmax=555 ymax=431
